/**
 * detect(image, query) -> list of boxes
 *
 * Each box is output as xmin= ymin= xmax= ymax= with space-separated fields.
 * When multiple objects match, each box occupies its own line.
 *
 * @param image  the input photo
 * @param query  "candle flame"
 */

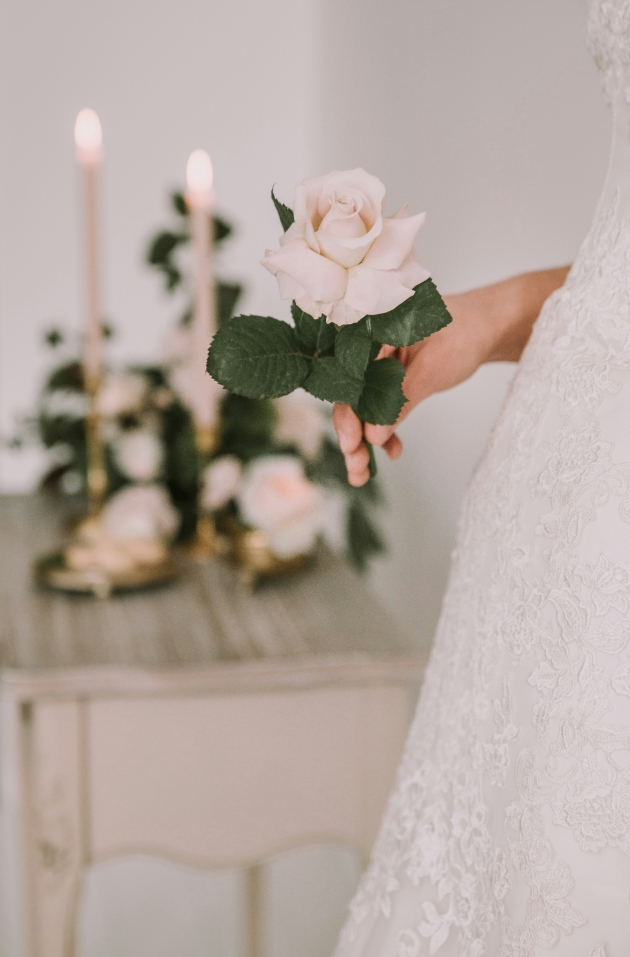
xmin=186 ymin=150 xmax=213 ymax=198
xmin=74 ymin=109 xmax=103 ymax=160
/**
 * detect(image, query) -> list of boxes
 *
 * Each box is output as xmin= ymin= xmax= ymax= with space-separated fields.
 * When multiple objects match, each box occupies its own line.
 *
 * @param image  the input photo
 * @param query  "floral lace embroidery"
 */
xmin=336 ymin=7 xmax=630 ymax=951
xmin=588 ymin=0 xmax=630 ymax=100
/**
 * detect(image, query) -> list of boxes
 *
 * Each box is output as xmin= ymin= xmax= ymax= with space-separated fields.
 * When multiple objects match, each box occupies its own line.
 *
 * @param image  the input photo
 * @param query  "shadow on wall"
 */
xmin=316 ymin=0 xmax=609 ymax=643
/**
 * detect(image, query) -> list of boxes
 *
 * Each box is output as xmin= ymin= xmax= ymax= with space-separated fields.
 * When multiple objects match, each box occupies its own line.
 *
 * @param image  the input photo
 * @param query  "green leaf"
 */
xmin=335 ymin=323 xmax=372 ymax=378
xmin=271 ymin=187 xmax=295 ymax=232
xmin=207 ymin=316 xmax=310 ymax=399
xmin=171 ymin=192 xmax=188 ymax=216
xmin=346 ymin=494 xmax=385 ymax=573
xmin=365 ymin=439 xmax=377 ymax=479
xmin=46 ymin=361 xmax=84 ymax=392
xmin=44 ymin=328 xmax=64 ymax=348
xmin=356 ymin=357 xmax=406 ymax=425
xmin=291 ymin=302 xmax=336 ymax=356
xmin=304 ymin=357 xmax=364 ymax=405
xmin=368 ymin=339 xmax=382 ymax=361
xmin=213 ymin=215 xmax=232 ymax=245
xmin=146 ymin=230 xmax=186 ymax=266
xmin=217 ymin=282 xmax=242 ymax=325
xmin=368 ymin=278 xmax=452 ymax=347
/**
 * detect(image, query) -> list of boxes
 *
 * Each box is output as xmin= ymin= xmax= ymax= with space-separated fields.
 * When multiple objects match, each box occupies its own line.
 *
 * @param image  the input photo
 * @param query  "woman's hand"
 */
xmin=333 ymin=267 xmax=570 ymax=486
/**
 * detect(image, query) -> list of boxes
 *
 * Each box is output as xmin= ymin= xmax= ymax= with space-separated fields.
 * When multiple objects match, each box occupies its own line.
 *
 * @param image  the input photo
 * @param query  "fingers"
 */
xmin=345 ymin=442 xmax=371 ymax=487
xmin=333 ymin=402 xmax=402 ymax=485
xmin=364 ymin=422 xmax=396 ymax=446
xmin=332 ymin=403 xmax=363 ymax=454
xmin=383 ymin=432 xmax=403 ymax=460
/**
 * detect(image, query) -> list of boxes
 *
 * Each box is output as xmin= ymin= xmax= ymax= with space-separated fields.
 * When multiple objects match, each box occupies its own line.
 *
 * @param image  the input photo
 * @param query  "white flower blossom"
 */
xmin=237 ymin=455 xmax=325 ymax=559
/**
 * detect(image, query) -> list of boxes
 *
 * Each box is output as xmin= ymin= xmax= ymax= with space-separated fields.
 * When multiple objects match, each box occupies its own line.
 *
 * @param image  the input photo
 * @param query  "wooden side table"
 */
xmin=0 ymin=496 xmax=426 ymax=957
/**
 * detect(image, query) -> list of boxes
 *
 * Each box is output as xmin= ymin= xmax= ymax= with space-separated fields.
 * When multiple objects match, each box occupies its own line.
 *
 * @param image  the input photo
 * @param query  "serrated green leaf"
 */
xmin=271 ymin=187 xmax=295 ymax=232
xmin=207 ymin=316 xmax=309 ymax=399
xmin=356 ymin=357 xmax=406 ymax=425
xmin=335 ymin=323 xmax=372 ymax=378
xmin=291 ymin=302 xmax=336 ymax=356
xmin=368 ymin=278 xmax=452 ymax=347
xmin=304 ymin=357 xmax=364 ymax=405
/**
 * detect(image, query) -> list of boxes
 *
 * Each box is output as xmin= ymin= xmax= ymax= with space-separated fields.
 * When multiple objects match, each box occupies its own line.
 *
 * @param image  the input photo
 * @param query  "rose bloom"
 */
xmin=43 ymin=389 xmax=89 ymax=420
xmin=201 ymin=455 xmax=242 ymax=511
xmin=96 ymin=372 xmax=148 ymax=418
xmin=262 ymin=168 xmax=430 ymax=326
xmin=113 ymin=428 xmax=163 ymax=482
xmin=237 ymin=456 xmax=325 ymax=559
xmin=100 ymin=484 xmax=180 ymax=541
xmin=274 ymin=391 xmax=327 ymax=459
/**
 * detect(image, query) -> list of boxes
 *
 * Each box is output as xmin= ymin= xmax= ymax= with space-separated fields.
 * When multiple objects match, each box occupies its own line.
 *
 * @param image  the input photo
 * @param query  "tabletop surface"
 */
xmin=0 ymin=495 xmax=414 ymax=673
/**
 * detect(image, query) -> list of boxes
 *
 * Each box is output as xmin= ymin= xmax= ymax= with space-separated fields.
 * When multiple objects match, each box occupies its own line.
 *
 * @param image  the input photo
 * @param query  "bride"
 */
xmin=332 ymin=2 xmax=630 ymax=954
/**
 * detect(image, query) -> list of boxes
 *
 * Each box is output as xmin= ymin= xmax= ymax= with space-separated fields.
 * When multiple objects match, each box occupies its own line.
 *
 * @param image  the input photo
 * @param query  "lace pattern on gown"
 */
xmin=335 ymin=3 xmax=630 ymax=954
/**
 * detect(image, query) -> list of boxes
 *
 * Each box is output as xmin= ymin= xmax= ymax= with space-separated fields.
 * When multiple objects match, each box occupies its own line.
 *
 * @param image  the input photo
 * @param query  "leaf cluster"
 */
xmin=207 ymin=277 xmax=450 ymax=427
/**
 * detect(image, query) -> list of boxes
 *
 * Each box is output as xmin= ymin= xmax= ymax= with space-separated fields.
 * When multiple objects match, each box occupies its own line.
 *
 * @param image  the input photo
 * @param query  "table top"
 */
xmin=0 ymin=495 xmax=415 ymax=677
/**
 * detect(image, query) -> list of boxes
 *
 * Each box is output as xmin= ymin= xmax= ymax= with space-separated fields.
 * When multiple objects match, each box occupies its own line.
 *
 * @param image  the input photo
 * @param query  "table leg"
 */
xmin=20 ymin=700 xmax=87 ymax=957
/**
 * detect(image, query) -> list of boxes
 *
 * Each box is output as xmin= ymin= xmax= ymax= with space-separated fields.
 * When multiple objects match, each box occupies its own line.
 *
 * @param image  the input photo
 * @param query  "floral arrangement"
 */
xmin=208 ymin=169 xmax=452 ymax=475
xmin=17 ymin=194 xmax=384 ymax=573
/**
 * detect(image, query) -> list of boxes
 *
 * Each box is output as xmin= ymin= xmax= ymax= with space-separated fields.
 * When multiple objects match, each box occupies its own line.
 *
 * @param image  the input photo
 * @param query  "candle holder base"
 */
xmin=224 ymin=520 xmax=310 ymax=590
xmin=185 ymin=514 xmax=228 ymax=562
xmin=34 ymin=516 xmax=178 ymax=599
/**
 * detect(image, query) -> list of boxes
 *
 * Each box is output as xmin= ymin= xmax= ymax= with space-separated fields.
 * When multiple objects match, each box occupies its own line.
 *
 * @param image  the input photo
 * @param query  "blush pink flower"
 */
xmin=262 ymin=169 xmax=430 ymax=326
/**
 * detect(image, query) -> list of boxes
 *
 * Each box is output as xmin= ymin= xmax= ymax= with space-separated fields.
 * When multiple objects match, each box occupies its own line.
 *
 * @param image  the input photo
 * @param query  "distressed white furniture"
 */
xmin=0 ymin=495 xmax=426 ymax=957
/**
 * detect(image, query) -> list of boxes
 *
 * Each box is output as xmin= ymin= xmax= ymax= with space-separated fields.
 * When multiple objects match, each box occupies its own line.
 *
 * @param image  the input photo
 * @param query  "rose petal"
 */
xmin=296 ymin=175 xmax=332 ymax=230
xmin=363 ymin=212 xmax=426 ymax=270
xmin=262 ymin=238 xmax=347 ymax=303
xmin=316 ymin=232 xmax=376 ymax=269
xmin=276 ymin=270 xmax=307 ymax=301
xmin=295 ymin=294 xmax=324 ymax=319
xmin=344 ymin=262 xmax=416 ymax=316
xmin=295 ymin=293 xmax=324 ymax=319
xmin=395 ymin=249 xmax=431 ymax=289
xmin=279 ymin=221 xmax=303 ymax=247
xmin=323 ymin=299 xmax=365 ymax=326
xmin=319 ymin=199 xmax=368 ymax=240
xmin=294 ymin=184 xmax=321 ymax=252
xmin=318 ymin=169 xmax=386 ymax=222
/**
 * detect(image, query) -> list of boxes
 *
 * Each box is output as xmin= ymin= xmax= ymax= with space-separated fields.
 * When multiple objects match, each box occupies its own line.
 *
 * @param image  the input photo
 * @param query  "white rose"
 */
xmin=201 ymin=456 xmax=242 ymax=511
xmin=237 ymin=455 xmax=324 ymax=558
xmin=101 ymin=484 xmax=179 ymax=541
xmin=96 ymin=372 xmax=148 ymax=418
xmin=43 ymin=389 xmax=88 ymax=419
xmin=114 ymin=429 xmax=163 ymax=482
xmin=262 ymin=169 xmax=430 ymax=326
xmin=274 ymin=391 xmax=327 ymax=459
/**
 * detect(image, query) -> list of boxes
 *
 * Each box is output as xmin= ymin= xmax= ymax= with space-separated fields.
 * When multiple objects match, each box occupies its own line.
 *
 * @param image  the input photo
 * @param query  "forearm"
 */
xmin=482 ymin=266 xmax=570 ymax=363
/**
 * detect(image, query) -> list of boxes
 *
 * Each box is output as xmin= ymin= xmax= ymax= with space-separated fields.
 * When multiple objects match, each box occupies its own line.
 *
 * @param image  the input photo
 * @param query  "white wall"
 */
xmin=316 ymin=0 xmax=610 ymax=646
xmin=0 ymin=0 xmax=320 ymax=488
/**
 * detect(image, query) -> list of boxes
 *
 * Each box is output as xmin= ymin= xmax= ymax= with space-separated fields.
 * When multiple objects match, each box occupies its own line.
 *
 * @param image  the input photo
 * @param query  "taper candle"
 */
xmin=185 ymin=149 xmax=219 ymax=448
xmin=75 ymin=108 xmax=107 ymax=508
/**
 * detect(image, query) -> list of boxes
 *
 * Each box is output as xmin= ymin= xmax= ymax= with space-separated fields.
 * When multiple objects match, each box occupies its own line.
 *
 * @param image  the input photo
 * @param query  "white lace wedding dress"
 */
xmin=333 ymin=3 xmax=630 ymax=955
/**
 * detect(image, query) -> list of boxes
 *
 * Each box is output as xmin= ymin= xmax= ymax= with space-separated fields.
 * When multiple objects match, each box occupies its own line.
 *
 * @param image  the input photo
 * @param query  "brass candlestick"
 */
xmin=186 ymin=423 xmax=227 ymax=561
xmin=34 ymin=110 xmax=178 ymax=597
